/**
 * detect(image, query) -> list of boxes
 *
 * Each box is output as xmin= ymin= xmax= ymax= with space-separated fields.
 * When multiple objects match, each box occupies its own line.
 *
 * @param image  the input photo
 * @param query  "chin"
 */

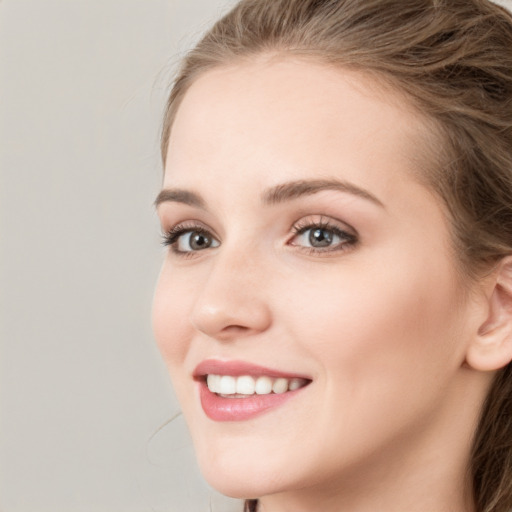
xmin=203 ymin=474 xmax=263 ymax=501
xmin=195 ymin=444 xmax=293 ymax=500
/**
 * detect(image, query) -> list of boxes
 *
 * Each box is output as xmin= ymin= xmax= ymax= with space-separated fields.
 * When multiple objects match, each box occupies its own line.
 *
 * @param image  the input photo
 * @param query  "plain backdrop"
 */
xmin=0 ymin=1 xmax=240 ymax=511
xmin=1 ymin=0 xmax=511 ymax=511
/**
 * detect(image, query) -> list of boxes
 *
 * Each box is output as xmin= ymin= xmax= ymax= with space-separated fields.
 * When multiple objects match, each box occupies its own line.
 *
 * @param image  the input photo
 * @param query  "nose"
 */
xmin=190 ymin=249 xmax=272 ymax=341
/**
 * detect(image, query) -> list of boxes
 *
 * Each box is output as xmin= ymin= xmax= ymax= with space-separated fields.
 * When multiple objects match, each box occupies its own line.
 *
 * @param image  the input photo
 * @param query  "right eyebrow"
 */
xmin=262 ymin=178 xmax=385 ymax=208
xmin=154 ymin=188 xmax=206 ymax=209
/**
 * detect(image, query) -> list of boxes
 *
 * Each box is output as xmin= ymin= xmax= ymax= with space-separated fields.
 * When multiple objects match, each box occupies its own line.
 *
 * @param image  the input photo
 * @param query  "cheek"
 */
xmin=152 ymin=266 xmax=192 ymax=367
xmin=264 ymin=258 xmax=468 ymax=475
xmin=281 ymin=254 xmax=466 ymax=399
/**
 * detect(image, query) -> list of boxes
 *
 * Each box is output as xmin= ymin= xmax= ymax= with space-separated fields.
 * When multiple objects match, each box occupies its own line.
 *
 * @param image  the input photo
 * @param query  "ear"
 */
xmin=465 ymin=256 xmax=512 ymax=372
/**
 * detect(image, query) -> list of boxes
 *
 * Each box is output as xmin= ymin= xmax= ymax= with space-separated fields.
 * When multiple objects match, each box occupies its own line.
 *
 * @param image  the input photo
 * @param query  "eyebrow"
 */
xmin=262 ymin=179 xmax=384 ymax=208
xmin=154 ymin=188 xmax=206 ymax=209
xmin=154 ymin=178 xmax=384 ymax=209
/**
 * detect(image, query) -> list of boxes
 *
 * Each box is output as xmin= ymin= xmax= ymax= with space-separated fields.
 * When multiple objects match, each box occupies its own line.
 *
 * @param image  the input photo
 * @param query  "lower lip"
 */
xmin=199 ymin=381 xmax=307 ymax=421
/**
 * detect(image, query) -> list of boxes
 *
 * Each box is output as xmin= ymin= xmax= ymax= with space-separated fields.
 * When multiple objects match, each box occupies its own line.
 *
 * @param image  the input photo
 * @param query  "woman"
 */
xmin=152 ymin=1 xmax=512 ymax=511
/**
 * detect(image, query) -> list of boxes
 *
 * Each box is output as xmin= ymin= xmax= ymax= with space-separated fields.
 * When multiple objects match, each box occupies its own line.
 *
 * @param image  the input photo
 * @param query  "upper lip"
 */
xmin=193 ymin=359 xmax=312 ymax=380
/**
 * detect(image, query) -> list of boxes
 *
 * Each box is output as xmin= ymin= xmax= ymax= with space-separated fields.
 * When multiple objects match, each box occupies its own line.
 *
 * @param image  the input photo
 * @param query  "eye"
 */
xmin=162 ymin=224 xmax=220 ymax=254
xmin=289 ymin=218 xmax=357 ymax=253
xmin=175 ymin=230 xmax=218 ymax=252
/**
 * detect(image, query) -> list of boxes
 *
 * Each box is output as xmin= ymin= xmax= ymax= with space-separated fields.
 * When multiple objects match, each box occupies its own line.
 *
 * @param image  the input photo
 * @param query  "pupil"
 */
xmin=309 ymin=228 xmax=333 ymax=247
xmin=190 ymin=232 xmax=210 ymax=250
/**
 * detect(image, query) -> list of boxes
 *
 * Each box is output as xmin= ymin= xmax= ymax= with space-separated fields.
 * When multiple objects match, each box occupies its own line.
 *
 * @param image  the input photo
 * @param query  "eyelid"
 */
xmin=161 ymin=220 xmax=221 ymax=255
xmin=288 ymin=215 xmax=359 ymax=254
xmin=291 ymin=215 xmax=357 ymax=237
xmin=162 ymin=219 xmax=219 ymax=238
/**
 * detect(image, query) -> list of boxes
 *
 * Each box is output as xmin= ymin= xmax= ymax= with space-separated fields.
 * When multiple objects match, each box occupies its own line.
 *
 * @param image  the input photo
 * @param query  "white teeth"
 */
xmin=272 ymin=378 xmax=288 ymax=394
xmin=206 ymin=374 xmax=308 ymax=396
xmin=255 ymin=376 xmax=273 ymax=395
xmin=289 ymin=378 xmax=302 ymax=391
xmin=219 ymin=375 xmax=236 ymax=395
xmin=206 ymin=374 xmax=217 ymax=391
xmin=236 ymin=375 xmax=256 ymax=394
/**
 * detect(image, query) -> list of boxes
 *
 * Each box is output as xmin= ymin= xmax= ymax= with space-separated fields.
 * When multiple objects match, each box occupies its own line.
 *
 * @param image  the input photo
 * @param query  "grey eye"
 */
xmin=308 ymin=228 xmax=335 ymax=247
xmin=294 ymin=227 xmax=341 ymax=248
xmin=177 ymin=231 xmax=220 ymax=252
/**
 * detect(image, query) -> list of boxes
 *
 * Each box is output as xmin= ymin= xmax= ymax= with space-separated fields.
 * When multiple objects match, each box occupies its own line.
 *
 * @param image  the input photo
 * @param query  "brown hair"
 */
xmin=161 ymin=1 xmax=512 ymax=511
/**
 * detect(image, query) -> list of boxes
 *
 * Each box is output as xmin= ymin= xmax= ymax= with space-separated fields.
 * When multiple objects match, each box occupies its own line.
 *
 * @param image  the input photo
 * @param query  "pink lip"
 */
xmin=193 ymin=359 xmax=310 ymax=379
xmin=194 ymin=359 xmax=312 ymax=422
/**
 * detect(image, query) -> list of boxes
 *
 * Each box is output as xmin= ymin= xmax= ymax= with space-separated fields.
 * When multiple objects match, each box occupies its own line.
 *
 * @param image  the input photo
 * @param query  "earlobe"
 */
xmin=465 ymin=256 xmax=512 ymax=372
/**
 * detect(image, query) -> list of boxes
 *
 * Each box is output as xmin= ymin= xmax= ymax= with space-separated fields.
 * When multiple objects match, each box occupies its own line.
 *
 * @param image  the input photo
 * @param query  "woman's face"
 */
xmin=153 ymin=59 xmax=480 ymax=501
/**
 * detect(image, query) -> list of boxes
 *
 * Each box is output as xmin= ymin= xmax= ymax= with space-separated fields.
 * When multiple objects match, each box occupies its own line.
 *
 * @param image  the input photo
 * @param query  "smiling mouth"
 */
xmin=206 ymin=374 xmax=310 ymax=397
xmin=194 ymin=360 xmax=312 ymax=420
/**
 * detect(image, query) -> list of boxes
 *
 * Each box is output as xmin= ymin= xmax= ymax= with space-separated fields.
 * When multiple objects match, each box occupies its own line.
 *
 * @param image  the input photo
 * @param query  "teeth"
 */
xmin=236 ymin=375 xmax=256 ymax=394
xmin=206 ymin=374 xmax=307 ymax=396
xmin=289 ymin=378 xmax=302 ymax=391
xmin=255 ymin=376 xmax=272 ymax=395
xmin=206 ymin=374 xmax=218 ymax=392
xmin=219 ymin=375 xmax=236 ymax=394
xmin=272 ymin=378 xmax=288 ymax=394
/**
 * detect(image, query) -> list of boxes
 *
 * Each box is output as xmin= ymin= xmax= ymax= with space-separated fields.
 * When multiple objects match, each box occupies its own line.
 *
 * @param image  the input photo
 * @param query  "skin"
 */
xmin=153 ymin=58 xmax=495 ymax=512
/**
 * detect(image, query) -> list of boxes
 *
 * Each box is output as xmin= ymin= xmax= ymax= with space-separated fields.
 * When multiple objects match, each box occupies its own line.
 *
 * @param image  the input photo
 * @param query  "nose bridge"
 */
xmin=190 ymin=240 xmax=272 ymax=339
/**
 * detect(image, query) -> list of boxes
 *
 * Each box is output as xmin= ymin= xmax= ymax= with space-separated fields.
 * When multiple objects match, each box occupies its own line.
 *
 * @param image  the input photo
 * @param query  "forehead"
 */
xmin=164 ymin=58 xmax=433 ymax=199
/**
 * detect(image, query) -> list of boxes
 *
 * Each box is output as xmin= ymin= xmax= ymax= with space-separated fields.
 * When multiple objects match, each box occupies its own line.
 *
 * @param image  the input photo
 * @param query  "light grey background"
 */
xmin=1 ymin=0 xmax=511 ymax=511
xmin=0 ymin=1 xmax=240 ymax=511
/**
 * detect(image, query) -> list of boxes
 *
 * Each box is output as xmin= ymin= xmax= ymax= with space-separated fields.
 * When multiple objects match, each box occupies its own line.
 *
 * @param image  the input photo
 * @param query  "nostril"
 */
xmin=224 ymin=325 xmax=249 ymax=332
xmin=205 ymin=324 xmax=255 ymax=343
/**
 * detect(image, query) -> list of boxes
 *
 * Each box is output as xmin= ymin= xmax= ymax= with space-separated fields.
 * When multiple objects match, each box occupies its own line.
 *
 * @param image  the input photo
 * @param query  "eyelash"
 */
xmin=161 ymin=222 xmax=216 ymax=256
xmin=289 ymin=217 xmax=358 ymax=254
xmin=161 ymin=217 xmax=358 ymax=256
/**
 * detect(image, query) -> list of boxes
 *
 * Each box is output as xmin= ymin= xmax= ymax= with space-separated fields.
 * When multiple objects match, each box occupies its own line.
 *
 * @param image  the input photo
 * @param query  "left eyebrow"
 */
xmin=261 ymin=179 xmax=385 ymax=208
xmin=154 ymin=188 xmax=206 ymax=209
